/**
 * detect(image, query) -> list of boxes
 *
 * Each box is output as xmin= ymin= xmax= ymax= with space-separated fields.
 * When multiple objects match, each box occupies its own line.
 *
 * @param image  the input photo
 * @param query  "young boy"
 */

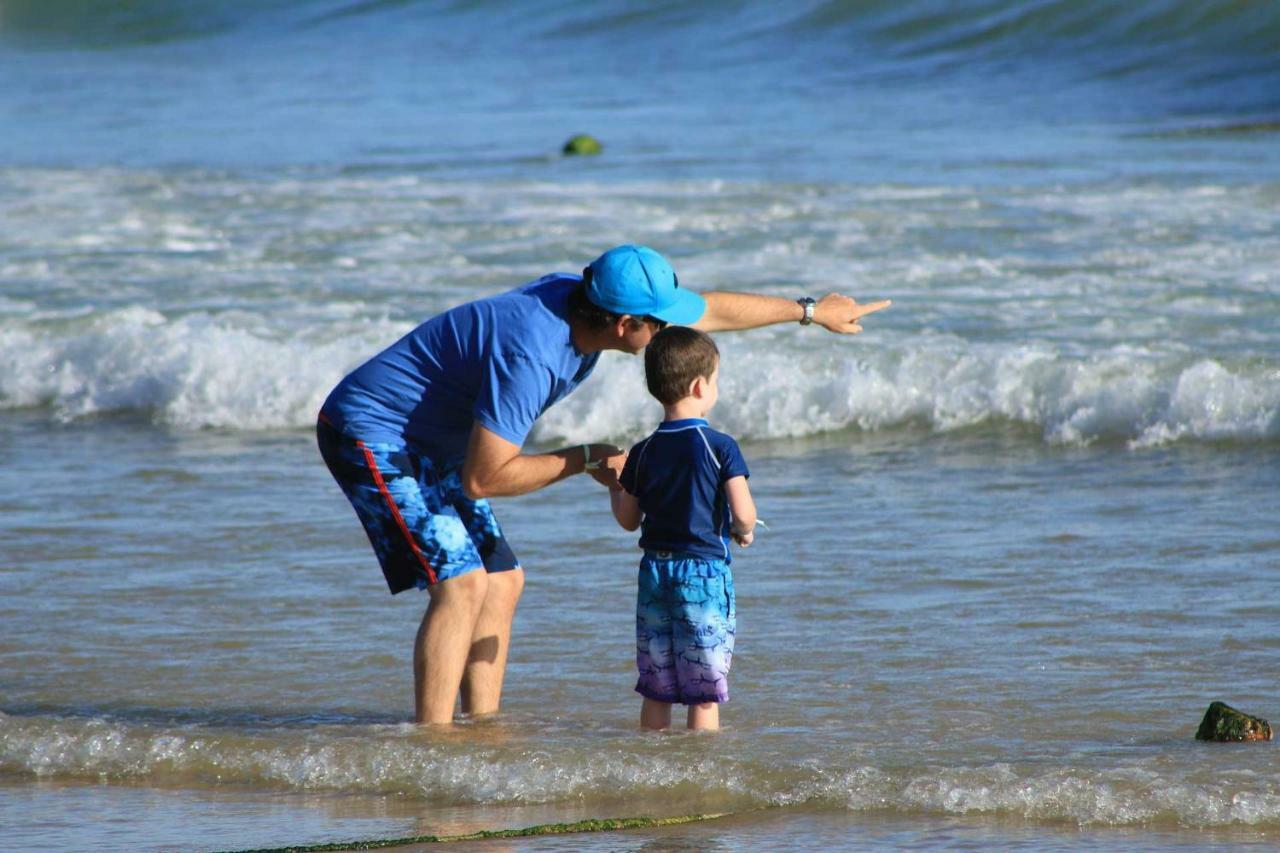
xmin=610 ymin=326 xmax=757 ymax=731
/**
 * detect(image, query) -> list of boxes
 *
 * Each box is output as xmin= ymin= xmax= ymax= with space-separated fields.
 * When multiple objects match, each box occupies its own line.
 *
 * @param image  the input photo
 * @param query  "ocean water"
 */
xmin=2 ymin=1 xmax=1279 ymax=850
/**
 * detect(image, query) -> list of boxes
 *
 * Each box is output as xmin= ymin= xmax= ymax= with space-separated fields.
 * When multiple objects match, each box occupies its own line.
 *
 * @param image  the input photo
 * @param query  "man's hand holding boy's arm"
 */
xmin=724 ymin=475 xmax=756 ymax=548
xmin=462 ymin=427 xmax=625 ymax=498
xmin=584 ymin=444 xmax=626 ymax=491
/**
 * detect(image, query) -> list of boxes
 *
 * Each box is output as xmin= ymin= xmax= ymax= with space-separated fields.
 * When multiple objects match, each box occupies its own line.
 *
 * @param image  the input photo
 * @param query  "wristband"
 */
xmin=581 ymin=444 xmax=601 ymax=471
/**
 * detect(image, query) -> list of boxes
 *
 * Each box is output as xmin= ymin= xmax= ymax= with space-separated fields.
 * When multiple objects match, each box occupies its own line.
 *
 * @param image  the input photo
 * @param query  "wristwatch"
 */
xmin=797 ymin=297 xmax=816 ymax=326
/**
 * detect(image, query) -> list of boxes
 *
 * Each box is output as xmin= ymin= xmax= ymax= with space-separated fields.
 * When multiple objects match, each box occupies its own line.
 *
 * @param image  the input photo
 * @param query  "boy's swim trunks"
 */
xmin=317 ymin=418 xmax=519 ymax=594
xmin=635 ymin=551 xmax=735 ymax=705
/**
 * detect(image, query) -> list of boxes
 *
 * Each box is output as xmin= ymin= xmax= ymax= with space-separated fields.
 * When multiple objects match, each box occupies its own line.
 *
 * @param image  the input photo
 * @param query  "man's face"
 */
xmin=618 ymin=317 xmax=666 ymax=354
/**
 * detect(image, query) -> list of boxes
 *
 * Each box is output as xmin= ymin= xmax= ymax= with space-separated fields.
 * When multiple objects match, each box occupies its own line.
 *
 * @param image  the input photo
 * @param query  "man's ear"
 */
xmin=613 ymin=314 xmax=638 ymax=338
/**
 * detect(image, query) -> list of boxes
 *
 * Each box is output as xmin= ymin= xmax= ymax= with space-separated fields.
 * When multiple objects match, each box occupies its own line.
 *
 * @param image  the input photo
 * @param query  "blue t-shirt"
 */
xmin=620 ymin=418 xmax=750 ymax=562
xmin=321 ymin=275 xmax=599 ymax=461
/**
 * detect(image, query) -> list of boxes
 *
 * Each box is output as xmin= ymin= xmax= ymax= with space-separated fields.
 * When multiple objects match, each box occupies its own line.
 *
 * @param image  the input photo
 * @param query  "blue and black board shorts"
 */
xmin=317 ymin=417 xmax=519 ymax=594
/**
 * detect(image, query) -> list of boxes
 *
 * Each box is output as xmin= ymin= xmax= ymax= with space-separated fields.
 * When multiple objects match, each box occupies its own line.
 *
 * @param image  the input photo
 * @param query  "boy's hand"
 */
xmin=732 ymin=529 xmax=754 ymax=548
xmin=586 ymin=444 xmax=626 ymax=490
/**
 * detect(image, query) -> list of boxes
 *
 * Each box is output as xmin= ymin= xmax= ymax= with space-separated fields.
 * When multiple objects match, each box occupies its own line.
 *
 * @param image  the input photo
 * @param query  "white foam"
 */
xmin=538 ymin=334 xmax=1280 ymax=448
xmin=1131 ymin=360 xmax=1280 ymax=447
xmin=0 ymin=715 xmax=737 ymax=804
xmin=5 ymin=715 xmax=1280 ymax=828
xmin=0 ymin=307 xmax=408 ymax=430
xmin=2 ymin=309 xmax=1276 ymax=446
xmin=2 ymin=170 xmax=1277 ymax=446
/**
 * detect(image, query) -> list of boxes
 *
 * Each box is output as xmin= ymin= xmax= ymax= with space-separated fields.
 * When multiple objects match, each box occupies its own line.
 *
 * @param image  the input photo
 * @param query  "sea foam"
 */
xmin=0 ymin=307 xmax=405 ymax=431
xmin=2 ymin=309 xmax=1275 ymax=447
xmin=4 ymin=714 xmax=1279 ymax=829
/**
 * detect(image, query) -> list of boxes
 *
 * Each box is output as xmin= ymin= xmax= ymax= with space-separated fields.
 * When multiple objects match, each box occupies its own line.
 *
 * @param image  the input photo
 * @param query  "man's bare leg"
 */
xmin=459 ymin=567 xmax=524 ymax=716
xmin=687 ymin=701 xmax=719 ymax=731
xmin=414 ymin=569 xmax=489 ymax=725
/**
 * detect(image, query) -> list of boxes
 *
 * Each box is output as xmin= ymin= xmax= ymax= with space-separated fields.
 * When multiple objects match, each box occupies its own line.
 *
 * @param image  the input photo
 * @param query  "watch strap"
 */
xmin=797 ymin=297 xmax=816 ymax=325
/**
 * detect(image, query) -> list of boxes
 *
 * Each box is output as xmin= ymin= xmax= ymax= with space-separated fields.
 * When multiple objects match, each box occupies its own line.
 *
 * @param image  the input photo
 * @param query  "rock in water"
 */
xmin=1195 ymin=701 xmax=1273 ymax=742
xmin=562 ymin=134 xmax=603 ymax=156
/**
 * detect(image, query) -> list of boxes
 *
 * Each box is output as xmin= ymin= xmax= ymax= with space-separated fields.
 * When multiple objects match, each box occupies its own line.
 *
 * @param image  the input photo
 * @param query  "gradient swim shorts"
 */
xmin=317 ymin=418 xmax=518 ymax=594
xmin=635 ymin=551 xmax=735 ymax=705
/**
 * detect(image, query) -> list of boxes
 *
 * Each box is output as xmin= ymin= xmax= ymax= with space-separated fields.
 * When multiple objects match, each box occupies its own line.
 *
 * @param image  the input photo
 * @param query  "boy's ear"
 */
xmin=689 ymin=374 xmax=706 ymax=398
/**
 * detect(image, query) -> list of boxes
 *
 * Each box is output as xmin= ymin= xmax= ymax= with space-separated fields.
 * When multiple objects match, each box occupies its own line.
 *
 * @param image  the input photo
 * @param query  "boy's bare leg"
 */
xmin=414 ymin=569 xmax=489 ymax=725
xmin=687 ymin=702 xmax=719 ymax=731
xmin=460 ymin=567 xmax=524 ymax=716
xmin=640 ymin=697 xmax=673 ymax=730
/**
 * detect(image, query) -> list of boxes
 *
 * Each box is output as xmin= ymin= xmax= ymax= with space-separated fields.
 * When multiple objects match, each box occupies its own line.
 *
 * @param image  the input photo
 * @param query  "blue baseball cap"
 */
xmin=585 ymin=245 xmax=705 ymax=325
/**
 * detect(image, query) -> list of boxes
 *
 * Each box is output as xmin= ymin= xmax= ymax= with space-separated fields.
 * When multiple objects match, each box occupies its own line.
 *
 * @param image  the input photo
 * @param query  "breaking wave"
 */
xmin=3 ymin=712 xmax=1278 ymax=829
xmin=1 ymin=308 xmax=1275 ymax=448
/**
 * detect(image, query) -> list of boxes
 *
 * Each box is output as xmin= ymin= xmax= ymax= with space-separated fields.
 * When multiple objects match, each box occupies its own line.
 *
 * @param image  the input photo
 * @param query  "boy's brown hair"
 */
xmin=644 ymin=326 xmax=719 ymax=405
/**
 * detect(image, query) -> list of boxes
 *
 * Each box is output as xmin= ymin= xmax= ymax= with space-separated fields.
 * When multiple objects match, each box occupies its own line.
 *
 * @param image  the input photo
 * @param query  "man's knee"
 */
xmin=428 ymin=567 xmax=489 ymax=611
xmin=486 ymin=567 xmax=524 ymax=607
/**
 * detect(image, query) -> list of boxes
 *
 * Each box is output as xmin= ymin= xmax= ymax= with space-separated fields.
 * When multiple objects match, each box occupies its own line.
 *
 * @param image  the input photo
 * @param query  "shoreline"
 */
xmin=5 ymin=779 xmax=1280 ymax=852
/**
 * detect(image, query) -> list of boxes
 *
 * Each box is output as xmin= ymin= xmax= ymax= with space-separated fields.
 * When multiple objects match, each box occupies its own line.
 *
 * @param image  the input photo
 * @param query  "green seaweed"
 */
xmin=220 ymin=813 xmax=728 ymax=853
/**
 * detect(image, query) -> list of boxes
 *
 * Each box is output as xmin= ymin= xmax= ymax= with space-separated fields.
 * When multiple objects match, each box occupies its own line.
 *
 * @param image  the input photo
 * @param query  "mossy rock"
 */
xmin=1196 ymin=701 xmax=1273 ymax=742
xmin=562 ymin=134 xmax=603 ymax=156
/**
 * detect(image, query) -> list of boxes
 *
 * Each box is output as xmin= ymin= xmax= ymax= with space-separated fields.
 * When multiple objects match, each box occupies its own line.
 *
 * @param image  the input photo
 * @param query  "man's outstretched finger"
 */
xmin=852 ymin=299 xmax=892 ymax=319
xmin=814 ymin=294 xmax=891 ymax=332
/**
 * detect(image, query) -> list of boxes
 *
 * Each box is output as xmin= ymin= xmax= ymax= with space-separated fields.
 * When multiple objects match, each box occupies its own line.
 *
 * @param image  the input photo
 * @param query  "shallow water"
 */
xmin=2 ymin=1 xmax=1279 ymax=850
xmin=2 ymin=411 xmax=1278 ymax=850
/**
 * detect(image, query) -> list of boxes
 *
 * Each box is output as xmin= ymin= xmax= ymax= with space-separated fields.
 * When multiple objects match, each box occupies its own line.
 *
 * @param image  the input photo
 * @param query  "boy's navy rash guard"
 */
xmin=620 ymin=418 xmax=750 ymax=562
xmin=321 ymin=275 xmax=599 ymax=462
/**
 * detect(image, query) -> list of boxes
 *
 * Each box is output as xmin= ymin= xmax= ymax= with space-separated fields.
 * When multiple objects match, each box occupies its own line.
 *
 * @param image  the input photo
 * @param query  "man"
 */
xmin=317 ymin=244 xmax=889 ymax=724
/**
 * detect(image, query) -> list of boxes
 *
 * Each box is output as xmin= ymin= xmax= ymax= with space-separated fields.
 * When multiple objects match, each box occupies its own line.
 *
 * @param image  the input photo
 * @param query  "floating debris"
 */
xmin=562 ymin=133 xmax=603 ymax=156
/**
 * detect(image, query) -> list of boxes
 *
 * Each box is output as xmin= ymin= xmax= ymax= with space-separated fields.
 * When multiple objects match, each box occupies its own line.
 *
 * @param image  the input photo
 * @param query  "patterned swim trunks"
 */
xmin=635 ymin=551 xmax=735 ymax=705
xmin=317 ymin=418 xmax=519 ymax=594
